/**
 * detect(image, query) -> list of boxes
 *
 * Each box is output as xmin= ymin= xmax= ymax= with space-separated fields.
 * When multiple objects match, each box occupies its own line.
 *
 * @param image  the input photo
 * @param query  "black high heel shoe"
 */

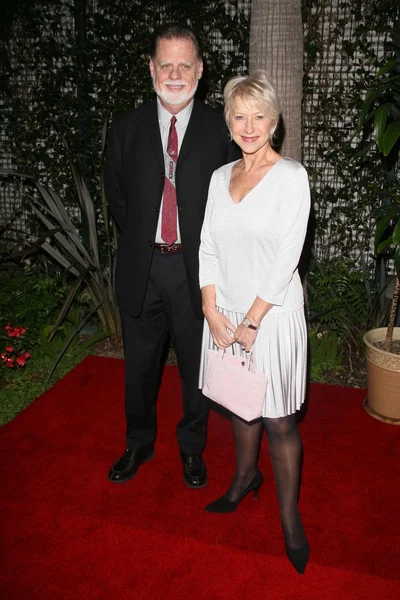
xmin=286 ymin=540 xmax=309 ymax=574
xmin=204 ymin=470 xmax=263 ymax=513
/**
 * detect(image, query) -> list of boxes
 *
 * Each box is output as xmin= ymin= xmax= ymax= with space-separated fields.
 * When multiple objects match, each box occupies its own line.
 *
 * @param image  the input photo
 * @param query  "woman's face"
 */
xmin=230 ymin=96 xmax=274 ymax=155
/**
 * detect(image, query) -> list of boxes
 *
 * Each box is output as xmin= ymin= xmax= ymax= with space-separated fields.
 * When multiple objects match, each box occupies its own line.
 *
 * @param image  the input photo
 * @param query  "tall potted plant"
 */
xmin=357 ymin=30 xmax=400 ymax=424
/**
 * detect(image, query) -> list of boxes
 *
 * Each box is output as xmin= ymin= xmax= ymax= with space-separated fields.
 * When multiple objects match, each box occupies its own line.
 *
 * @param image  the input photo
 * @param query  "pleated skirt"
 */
xmin=199 ymin=307 xmax=307 ymax=418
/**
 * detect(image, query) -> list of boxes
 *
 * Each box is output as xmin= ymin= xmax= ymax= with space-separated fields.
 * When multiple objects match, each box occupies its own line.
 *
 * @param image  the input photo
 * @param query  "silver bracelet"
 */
xmin=242 ymin=317 xmax=259 ymax=331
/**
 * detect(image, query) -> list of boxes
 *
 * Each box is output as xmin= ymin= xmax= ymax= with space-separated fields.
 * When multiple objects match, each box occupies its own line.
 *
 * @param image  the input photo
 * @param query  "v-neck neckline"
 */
xmin=227 ymin=157 xmax=286 ymax=205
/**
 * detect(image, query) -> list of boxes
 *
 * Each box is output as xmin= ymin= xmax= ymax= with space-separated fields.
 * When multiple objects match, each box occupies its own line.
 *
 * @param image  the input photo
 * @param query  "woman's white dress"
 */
xmin=198 ymin=157 xmax=311 ymax=418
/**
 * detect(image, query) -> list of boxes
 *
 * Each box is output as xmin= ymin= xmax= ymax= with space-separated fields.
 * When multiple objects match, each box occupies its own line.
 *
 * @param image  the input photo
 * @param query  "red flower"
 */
xmin=15 ymin=350 xmax=31 ymax=367
xmin=2 ymin=324 xmax=30 ymax=369
xmin=4 ymin=324 xmax=27 ymax=338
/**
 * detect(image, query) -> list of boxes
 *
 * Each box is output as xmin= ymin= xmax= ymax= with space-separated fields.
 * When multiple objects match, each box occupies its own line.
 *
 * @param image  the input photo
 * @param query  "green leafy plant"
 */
xmin=356 ymin=21 xmax=400 ymax=351
xmin=0 ymin=272 xmax=68 ymax=340
xmin=0 ymin=119 xmax=120 ymax=365
xmin=309 ymin=327 xmax=343 ymax=382
xmin=307 ymin=254 xmax=373 ymax=353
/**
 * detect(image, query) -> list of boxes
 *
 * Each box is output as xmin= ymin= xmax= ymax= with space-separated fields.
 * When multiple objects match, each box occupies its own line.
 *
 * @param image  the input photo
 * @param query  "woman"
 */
xmin=199 ymin=71 xmax=310 ymax=574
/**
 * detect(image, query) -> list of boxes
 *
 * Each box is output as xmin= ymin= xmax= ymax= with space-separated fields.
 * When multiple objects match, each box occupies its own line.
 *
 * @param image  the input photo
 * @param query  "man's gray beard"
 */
xmin=152 ymin=77 xmax=199 ymax=107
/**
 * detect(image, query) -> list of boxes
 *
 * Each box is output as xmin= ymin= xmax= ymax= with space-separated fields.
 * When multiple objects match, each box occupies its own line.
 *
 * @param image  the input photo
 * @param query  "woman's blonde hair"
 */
xmin=224 ymin=70 xmax=281 ymax=141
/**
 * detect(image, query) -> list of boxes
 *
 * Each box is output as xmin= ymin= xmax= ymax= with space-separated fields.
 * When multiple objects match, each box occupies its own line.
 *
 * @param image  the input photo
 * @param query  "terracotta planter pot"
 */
xmin=363 ymin=327 xmax=400 ymax=424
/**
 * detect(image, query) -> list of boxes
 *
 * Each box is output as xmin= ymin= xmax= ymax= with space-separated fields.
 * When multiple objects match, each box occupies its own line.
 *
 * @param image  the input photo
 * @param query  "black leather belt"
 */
xmin=153 ymin=243 xmax=182 ymax=254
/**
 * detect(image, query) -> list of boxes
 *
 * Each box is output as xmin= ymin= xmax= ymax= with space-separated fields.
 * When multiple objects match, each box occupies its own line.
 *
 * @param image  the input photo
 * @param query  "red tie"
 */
xmin=161 ymin=116 xmax=178 ymax=246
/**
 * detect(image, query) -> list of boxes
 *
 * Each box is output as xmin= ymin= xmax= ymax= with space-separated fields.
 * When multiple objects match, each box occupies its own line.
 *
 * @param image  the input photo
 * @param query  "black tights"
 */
xmin=225 ymin=414 xmax=306 ymax=550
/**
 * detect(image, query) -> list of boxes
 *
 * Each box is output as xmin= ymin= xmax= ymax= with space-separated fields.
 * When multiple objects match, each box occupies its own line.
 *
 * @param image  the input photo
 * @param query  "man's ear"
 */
xmin=149 ymin=59 xmax=155 ymax=78
xmin=197 ymin=60 xmax=204 ymax=80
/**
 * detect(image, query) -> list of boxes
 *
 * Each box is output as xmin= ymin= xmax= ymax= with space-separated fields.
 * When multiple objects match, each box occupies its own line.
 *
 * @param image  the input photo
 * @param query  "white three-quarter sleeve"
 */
xmin=199 ymin=172 xmax=218 ymax=289
xmin=257 ymin=166 xmax=310 ymax=306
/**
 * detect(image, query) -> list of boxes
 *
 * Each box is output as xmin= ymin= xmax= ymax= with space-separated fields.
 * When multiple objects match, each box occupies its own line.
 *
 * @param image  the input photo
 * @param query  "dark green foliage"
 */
xmin=358 ymin=22 xmax=400 ymax=275
xmin=307 ymin=256 xmax=372 ymax=352
xmin=0 ymin=272 xmax=68 ymax=340
xmin=309 ymin=328 xmax=343 ymax=382
xmin=355 ymin=17 xmax=400 ymax=349
xmin=0 ymin=271 xmax=89 ymax=425
xmin=302 ymin=0 xmax=397 ymax=262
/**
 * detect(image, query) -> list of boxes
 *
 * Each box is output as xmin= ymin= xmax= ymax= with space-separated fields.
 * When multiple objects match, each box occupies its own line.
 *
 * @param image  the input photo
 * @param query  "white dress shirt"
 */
xmin=155 ymin=99 xmax=194 ymax=244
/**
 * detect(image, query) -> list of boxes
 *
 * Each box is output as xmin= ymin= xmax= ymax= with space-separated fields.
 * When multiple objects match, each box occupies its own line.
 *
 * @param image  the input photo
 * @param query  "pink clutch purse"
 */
xmin=202 ymin=349 xmax=267 ymax=422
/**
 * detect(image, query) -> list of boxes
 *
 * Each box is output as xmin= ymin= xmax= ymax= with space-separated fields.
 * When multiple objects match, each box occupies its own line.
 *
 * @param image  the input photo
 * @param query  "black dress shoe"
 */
xmin=108 ymin=445 xmax=154 ymax=484
xmin=181 ymin=453 xmax=207 ymax=488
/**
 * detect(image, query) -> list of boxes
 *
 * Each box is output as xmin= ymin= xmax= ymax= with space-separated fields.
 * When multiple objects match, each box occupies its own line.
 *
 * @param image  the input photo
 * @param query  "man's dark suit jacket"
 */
xmin=104 ymin=98 xmax=240 ymax=319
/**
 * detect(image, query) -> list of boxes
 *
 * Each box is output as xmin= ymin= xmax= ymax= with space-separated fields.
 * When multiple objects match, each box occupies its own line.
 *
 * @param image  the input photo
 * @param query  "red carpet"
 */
xmin=0 ymin=355 xmax=399 ymax=599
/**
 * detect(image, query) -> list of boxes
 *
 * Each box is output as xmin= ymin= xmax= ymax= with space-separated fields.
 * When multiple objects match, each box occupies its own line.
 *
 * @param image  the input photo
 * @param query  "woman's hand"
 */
xmin=204 ymin=308 xmax=237 ymax=349
xmin=234 ymin=323 xmax=259 ymax=352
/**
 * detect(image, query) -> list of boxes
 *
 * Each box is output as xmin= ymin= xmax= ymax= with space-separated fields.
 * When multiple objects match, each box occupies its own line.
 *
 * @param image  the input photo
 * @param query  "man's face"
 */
xmin=149 ymin=37 xmax=203 ymax=114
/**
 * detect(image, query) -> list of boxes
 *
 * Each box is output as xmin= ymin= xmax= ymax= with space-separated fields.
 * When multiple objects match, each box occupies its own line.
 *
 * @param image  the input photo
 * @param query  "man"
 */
xmin=104 ymin=24 xmax=239 ymax=488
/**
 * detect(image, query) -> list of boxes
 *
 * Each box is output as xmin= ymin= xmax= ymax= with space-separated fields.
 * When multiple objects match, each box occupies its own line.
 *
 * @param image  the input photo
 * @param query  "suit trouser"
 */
xmin=121 ymin=251 xmax=208 ymax=455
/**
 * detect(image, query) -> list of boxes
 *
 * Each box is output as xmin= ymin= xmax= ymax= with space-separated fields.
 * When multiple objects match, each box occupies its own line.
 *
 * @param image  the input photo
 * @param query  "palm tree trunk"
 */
xmin=249 ymin=0 xmax=303 ymax=161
